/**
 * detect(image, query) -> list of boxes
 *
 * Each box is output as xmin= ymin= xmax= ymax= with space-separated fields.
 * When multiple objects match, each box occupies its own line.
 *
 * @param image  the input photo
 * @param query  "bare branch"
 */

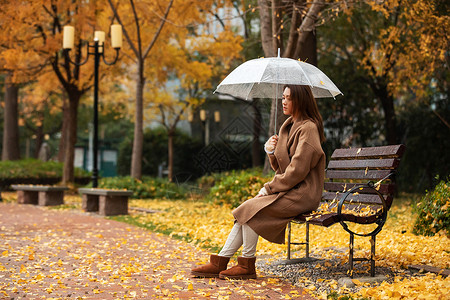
xmin=142 ymin=0 xmax=174 ymax=60
xmin=129 ymin=0 xmax=143 ymax=59
xmin=158 ymin=104 xmax=170 ymax=131
xmin=107 ymin=0 xmax=140 ymax=58
xmin=432 ymin=110 xmax=450 ymax=130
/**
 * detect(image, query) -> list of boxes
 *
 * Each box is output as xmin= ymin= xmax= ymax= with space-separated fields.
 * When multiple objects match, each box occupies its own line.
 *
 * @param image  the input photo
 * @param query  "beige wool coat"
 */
xmin=232 ymin=117 xmax=326 ymax=244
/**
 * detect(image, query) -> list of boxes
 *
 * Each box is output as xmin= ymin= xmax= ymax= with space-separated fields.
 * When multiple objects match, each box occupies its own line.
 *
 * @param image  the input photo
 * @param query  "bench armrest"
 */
xmin=337 ymin=181 xmax=388 ymax=237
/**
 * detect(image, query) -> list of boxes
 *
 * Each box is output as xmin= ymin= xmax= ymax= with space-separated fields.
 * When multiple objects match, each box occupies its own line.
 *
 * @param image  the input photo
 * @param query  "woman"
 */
xmin=191 ymin=84 xmax=326 ymax=280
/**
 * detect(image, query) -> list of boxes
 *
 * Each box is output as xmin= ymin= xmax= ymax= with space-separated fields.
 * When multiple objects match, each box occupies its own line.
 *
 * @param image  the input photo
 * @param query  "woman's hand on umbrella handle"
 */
xmin=265 ymin=135 xmax=278 ymax=153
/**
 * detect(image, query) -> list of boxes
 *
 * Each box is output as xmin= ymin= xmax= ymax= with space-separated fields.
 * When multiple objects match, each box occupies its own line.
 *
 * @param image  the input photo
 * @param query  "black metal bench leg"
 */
xmin=305 ymin=222 xmax=310 ymax=258
xmin=284 ymin=222 xmax=311 ymax=260
xmin=279 ymin=221 xmax=315 ymax=265
xmin=287 ymin=222 xmax=292 ymax=260
xmin=349 ymin=232 xmax=354 ymax=278
xmin=370 ymin=235 xmax=376 ymax=277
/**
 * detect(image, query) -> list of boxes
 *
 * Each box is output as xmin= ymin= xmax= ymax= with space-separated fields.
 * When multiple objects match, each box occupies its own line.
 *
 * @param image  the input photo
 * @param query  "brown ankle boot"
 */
xmin=191 ymin=254 xmax=230 ymax=278
xmin=219 ymin=256 xmax=257 ymax=280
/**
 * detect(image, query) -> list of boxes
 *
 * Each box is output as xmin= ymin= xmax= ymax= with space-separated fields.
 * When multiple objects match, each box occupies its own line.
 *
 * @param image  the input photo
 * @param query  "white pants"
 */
xmin=218 ymin=223 xmax=259 ymax=258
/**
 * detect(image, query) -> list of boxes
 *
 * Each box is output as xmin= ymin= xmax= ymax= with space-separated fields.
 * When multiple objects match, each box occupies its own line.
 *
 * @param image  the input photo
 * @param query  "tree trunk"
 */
xmin=33 ymin=125 xmax=44 ymax=159
xmin=167 ymin=130 xmax=174 ymax=182
xmin=369 ymin=78 xmax=398 ymax=145
xmin=130 ymin=62 xmax=145 ymax=179
xmin=62 ymin=91 xmax=80 ymax=184
xmin=378 ymin=90 xmax=398 ymax=145
xmin=297 ymin=31 xmax=317 ymax=66
xmin=258 ymin=0 xmax=274 ymax=57
xmin=271 ymin=0 xmax=281 ymax=56
xmin=251 ymin=101 xmax=263 ymax=167
xmin=57 ymin=95 xmax=68 ymax=162
xmin=2 ymin=76 xmax=20 ymax=161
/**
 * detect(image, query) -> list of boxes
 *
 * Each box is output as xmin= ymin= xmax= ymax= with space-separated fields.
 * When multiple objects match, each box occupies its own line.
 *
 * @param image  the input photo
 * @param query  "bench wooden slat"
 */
xmin=326 ymin=169 xmax=393 ymax=180
xmin=316 ymin=201 xmax=383 ymax=211
xmin=327 ymin=158 xmax=400 ymax=170
xmin=342 ymin=213 xmax=380 ymax=224
xmin=324 ymin=182 xmax=396 ymax=195
xmin=322 ymin=192 xmax=391 ymax=205
xmin=293 ymin=213 xmax=338 ymax=227
xmin=293 ymin=210 xmax=382 ymax=227
xmin=331 ymin=145 xmax=406 ymax=159
xmin=315 ymin=202 xmax=384 ymax=216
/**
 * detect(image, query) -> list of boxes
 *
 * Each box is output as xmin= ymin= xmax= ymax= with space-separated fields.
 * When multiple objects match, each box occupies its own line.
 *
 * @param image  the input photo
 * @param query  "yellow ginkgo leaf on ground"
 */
xmin=351 ymin=279 xmax=363 ymax=285
xmin=19 ymin=264 xmax=27 ymax=273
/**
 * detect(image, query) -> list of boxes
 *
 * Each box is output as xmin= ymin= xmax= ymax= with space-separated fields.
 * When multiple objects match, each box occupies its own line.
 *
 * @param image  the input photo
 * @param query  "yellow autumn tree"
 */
xmin=146 ymin=29 xmax=243 ymax=181
xmin=0 ymin=1 xmax=47 ymax=160
xmin=365 ymin=0 xmax=449 ymax=98
xmin=1 ymin=0 xmax=126 ymax=182
xmin=107 ymin=0 xmax=244 ymax=179
xmin=356 ymin=0 xmax=450 ymax=144
xmin=327 ymin=0 xmax=450 ymax=144
xmin=20 ymin=78 xmax=64 ymax=158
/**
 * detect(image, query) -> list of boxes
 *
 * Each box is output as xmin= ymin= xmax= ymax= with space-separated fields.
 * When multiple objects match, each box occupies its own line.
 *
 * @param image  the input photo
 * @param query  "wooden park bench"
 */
xmin=78 ymin=188 xmax=133 ymax=216
xmin=283 ymin=144 xmax=406 ymax=277
xmin=11 ymin=185 xmax=68 ymax=206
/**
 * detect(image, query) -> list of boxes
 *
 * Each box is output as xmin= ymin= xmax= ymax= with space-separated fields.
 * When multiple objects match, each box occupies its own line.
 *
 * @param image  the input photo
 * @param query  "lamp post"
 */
xmin=199 ymin=109 xmax=220 ymax=146
xmin=63 ymin=24 xmax=122 ymax=187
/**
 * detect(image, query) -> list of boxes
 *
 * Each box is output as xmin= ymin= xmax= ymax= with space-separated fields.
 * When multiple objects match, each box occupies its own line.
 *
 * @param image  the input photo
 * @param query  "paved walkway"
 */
xmin=0 ymin=202 xmax=315 ymax=299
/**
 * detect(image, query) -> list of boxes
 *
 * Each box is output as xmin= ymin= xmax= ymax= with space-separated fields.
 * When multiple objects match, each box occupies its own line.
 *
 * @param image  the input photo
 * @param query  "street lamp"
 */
xmin=62 ymin=24 xmax=122 ymax=187
xmin=199 ymin=109 xmax=220 ymax=146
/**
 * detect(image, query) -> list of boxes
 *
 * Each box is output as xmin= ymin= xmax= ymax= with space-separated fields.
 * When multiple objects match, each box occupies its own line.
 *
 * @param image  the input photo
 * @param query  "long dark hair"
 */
xmin=283 ymin=84 xmax=325 ymax=143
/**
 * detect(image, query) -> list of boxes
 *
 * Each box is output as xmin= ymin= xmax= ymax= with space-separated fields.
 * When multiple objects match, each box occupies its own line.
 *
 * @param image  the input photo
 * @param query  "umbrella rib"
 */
xmin=245 ymin=82 xmax=257 ymax=100
xmin=298 ymin=64 xmax=314 ymax=88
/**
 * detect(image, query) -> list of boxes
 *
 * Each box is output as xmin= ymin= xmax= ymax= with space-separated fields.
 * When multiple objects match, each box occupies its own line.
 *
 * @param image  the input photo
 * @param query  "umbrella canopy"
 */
xmin=214 ymin=57 xmax=342 ymax=100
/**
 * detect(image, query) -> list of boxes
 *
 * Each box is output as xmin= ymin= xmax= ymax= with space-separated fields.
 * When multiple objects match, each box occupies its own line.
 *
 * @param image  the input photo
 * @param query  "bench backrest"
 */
xmin=322 ymin=144 xmax=406 ymax=210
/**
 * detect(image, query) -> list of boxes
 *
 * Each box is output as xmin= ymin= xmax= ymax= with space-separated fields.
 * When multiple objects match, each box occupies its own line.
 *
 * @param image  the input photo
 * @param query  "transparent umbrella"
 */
xmin=214 ymin=56 xmax=343 ymax=100
xmin=214 ymin=53 xmax=342 ymax=134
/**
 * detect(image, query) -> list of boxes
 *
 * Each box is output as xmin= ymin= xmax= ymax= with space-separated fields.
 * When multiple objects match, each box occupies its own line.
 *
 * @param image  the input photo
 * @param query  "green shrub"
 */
xmin=205 ymin=168 xmax=273 ymax=208
xmin=98 ymin=176 xmax=187 ymax=199
xmin=413 ymin=179 xmax=450 ymax=237
xmin=197 ymin=171 xmax=232 ymax=193
xmin=0 ymin=159 xmax=89 ymax=178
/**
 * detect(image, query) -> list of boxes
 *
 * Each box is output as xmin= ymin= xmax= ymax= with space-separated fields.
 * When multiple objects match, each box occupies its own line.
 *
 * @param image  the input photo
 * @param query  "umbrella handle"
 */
xmin=274 ymin=48 xmax=281 ymax=135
